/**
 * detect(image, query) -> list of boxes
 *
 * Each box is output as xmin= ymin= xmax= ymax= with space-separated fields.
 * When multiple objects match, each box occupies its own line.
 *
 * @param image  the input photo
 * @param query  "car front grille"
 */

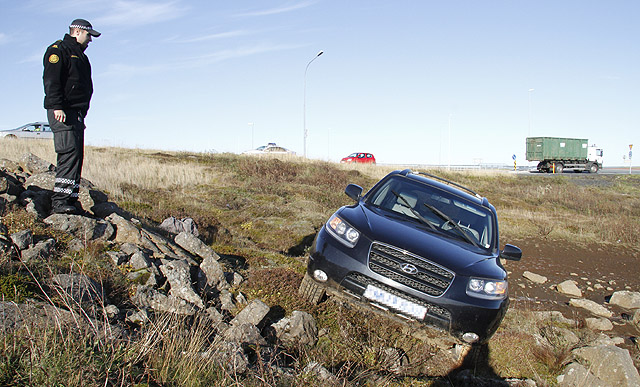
xmin=368 ymin=242 xmax=455 ymax=297
xmin=344 ymin=272 xmax=451 ymax=323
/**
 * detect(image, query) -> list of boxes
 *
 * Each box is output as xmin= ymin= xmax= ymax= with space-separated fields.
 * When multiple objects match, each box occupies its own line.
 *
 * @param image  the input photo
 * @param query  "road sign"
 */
xmin=630 ymin=144 xmax=633 ymax=150
xmin=512 ymin=154 xmax=516 ymax=160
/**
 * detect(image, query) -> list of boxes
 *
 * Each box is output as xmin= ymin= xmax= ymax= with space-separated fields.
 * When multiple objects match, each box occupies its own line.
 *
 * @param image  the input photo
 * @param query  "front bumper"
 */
xmin=307 ymin=227 xmax=509 ymax=342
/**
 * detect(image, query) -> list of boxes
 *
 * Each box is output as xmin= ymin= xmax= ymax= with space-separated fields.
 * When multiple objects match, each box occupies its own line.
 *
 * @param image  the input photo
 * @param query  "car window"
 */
xmin=367 ymin=154 xmax=373 ymax=158
xmin=367 ymin=176 xmax=494 ymax=249
xmin=348 ymin=153 xmax=357 ymax=157
xmin=358 ymin=153 xmax=365 ymax=158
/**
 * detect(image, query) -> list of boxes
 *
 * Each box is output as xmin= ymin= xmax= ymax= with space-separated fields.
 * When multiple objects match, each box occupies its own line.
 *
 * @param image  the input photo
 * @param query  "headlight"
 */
xmin=466 ymin=278 xmax=507 ymax=300
xmin=326 ymin=214 xmax=360 ymax=247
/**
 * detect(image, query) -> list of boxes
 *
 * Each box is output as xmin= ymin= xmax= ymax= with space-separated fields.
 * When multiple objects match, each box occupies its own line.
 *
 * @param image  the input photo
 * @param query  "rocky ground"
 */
xmin=1 ymin=153 xmax=639 ymax=386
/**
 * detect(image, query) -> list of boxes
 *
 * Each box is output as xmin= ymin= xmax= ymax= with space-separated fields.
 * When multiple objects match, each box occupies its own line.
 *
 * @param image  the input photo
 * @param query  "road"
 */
xmin=520 ymin=167 xmax=640 ymax=175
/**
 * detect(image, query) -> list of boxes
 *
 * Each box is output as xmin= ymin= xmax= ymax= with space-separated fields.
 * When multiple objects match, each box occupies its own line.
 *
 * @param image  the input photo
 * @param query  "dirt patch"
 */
xmin=506 ymin=238 xmax=639 ymax=352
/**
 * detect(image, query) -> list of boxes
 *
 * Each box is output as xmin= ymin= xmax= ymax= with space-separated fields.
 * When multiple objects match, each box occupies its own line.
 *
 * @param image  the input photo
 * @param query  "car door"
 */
xmin=40 ymin=124 xmax=53 ymax=139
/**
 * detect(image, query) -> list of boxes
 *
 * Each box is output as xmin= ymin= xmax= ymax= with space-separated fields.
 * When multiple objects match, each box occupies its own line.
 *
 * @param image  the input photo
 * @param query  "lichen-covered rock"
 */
xmin=132 ymin=285 xmax=196 ymax=315
xmin=19 ymin=153 xmax=54 ymax=174
xmin=51 ymin=273 xmax=108 ymax=307
xmin=10 ymin=230 xmax=33 ymax=250
xmin=231 ymin=299 xmax=270 ymax=327
xmin=271 ymin=311 xmax=318 ymax=347
xmin=20 ymin=238 xmax=56 ymax=262
xmin=44 ymin=214 xmax=114 ymax=241
xmin=174 ymin=231 xmax=219 ymax=261
xmin=572 ymin=345 xmax=640 ymax=387
xmin=159 ymin=259 xmax=204 ymax=309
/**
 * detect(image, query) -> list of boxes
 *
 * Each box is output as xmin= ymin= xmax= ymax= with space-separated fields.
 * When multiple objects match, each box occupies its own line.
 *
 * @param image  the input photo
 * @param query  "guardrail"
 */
xmin=378 ymin=163 xmax=517 ymax=171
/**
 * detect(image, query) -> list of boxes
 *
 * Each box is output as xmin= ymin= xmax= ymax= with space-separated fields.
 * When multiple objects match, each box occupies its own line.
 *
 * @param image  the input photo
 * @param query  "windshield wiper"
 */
xmin=390 ymin=190 xmax=437 ymax=231
xmin=422 ymin=203 xmax=479 ymax=248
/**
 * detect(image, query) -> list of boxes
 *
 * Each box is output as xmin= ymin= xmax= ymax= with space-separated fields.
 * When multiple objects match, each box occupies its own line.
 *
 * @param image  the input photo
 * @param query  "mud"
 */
xmin=505 ymin=238 xmax=639 ymax=352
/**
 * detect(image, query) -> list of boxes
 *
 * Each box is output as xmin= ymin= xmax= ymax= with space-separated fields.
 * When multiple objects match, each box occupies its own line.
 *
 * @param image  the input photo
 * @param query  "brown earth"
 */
xmin=505 ymin=237 xmax=640 ymax=354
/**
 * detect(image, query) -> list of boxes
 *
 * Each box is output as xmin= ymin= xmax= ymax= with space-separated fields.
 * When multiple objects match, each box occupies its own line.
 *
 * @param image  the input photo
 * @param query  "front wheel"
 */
xmin=298 ymin=273 xmax=326 ymax=304
xmin=589 ymin=163 xmax=599 ymax=173
xmin=554 ymin=163 xmax=564 ymax=174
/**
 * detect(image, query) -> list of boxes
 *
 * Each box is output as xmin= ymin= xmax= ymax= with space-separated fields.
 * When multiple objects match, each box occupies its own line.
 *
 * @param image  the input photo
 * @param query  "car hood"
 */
xmin=338 ymin=204 xmax=504 ymax=278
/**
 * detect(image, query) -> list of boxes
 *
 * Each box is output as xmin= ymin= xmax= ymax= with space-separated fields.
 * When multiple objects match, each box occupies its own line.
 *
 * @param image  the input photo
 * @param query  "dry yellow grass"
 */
xmin=1 ymin=138 xmax=211 ymax=199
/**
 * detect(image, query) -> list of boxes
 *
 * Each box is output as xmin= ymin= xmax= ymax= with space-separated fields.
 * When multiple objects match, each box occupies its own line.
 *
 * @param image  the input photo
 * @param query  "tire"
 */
xmin=555 ymin=163 xmax=564 ymax=174
xmin=589 ymin=163 xmax=599 ymax=173
xmin=298 ymin=273 xmax=325 ymax=304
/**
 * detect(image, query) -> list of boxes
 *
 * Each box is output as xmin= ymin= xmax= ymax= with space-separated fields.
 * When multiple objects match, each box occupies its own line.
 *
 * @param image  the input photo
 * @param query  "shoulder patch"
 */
xmin=52 ymin=44 xmax=58 ymax=48
xmin=48 ymin=54 xmax=59 ymax=64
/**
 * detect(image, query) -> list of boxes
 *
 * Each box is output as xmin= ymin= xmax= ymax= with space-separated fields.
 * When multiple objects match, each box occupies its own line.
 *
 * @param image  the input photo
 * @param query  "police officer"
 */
xmin=43 ymin=19 xmax=100 ymax=214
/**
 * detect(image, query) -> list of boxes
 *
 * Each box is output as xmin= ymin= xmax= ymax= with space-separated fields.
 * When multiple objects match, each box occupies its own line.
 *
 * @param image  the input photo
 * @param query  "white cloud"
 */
xmin=94 ymin=0 xmax=188 ymax=27
xmin=18 ymin=51 xmax=43 ymax=65
xmin=177 ymin=30 xmax=251 ymax=44
xmin=100 ymin=43 xmax=302 ymax=78
xmin=235 ymin=0 xmax=318 ymax=17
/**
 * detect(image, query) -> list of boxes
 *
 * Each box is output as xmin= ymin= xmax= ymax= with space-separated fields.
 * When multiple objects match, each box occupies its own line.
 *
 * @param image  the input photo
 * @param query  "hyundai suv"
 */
xmin=299 ymin=169 xmax=521 ymax=343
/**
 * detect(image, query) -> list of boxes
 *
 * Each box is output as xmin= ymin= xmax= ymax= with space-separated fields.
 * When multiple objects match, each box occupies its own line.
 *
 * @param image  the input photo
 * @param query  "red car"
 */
xmin=340 ymin=153 xmax=376 ymax=164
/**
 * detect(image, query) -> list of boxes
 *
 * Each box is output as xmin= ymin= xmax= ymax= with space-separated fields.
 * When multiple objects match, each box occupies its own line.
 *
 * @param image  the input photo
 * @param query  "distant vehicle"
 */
xmin=243 ymin=143 xmax=296 ymax=155
xmin=0 ymin=122 xmax=52 ymax=139
xmin=526 ymin=137 xmax=603 ymax=173
xmin=340 ymin=152 xmax=376 ymax=164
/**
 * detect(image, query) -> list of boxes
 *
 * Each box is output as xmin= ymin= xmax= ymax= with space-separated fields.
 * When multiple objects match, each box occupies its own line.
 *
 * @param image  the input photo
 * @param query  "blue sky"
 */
xmin=1 ymin=1 xmax=638 ymax=166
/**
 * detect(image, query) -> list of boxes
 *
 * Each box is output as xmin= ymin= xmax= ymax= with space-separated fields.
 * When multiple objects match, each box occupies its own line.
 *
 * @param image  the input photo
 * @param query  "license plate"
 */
xmin=363 ymin=285 xmax=427 ymax=320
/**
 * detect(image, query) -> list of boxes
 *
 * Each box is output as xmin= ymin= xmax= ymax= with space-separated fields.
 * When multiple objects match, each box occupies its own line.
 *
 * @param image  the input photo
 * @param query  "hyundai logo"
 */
xmin=401 ymin=263 xmax=418 ymax=274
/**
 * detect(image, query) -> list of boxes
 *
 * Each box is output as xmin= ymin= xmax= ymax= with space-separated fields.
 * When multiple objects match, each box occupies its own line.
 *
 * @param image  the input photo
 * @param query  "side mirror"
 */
xmin=499 ymin=244 xmax=522 ymax=261
xmin=344 ymin=184 xmax=363 ymax=202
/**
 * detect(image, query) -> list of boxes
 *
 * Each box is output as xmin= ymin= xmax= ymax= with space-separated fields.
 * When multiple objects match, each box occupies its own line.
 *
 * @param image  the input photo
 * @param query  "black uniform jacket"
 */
xmin=43 ymin=34 xmax=93 ymax=114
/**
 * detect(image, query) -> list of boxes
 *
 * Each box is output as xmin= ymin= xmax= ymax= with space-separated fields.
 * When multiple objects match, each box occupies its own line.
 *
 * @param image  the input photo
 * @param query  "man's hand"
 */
xmin=53 ymin=109 xmax=66 ymax=123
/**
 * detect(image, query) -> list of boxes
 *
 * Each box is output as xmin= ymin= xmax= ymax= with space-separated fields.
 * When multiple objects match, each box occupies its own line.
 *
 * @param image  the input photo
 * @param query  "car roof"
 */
xmin=1 ymin=122 xmax=48 ymax=132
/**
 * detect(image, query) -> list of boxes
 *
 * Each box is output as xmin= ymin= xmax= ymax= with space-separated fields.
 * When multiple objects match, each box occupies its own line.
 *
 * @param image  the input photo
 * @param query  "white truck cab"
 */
xmin=588 ymin=145 xmax=604 ymax=166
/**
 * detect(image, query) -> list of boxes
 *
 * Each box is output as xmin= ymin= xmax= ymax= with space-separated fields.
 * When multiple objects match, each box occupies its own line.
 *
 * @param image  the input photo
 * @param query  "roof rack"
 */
xmin=409 ymin=170 xmax=482 ymax=199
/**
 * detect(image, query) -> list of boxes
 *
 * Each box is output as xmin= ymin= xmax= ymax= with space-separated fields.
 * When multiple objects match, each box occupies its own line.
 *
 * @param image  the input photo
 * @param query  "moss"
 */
xmin=0 ymin=273 xmax=36 ymax=302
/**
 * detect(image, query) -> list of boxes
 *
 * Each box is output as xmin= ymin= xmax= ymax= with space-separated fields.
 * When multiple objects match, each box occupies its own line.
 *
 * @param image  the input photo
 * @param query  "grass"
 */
xmin=2 ymin=138 xmax=640 ymax=385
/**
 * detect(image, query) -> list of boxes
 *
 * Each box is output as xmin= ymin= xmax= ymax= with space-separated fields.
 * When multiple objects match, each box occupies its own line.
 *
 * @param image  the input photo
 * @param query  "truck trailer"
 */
xmin=526 ymin=137 xmax=603 ymax=173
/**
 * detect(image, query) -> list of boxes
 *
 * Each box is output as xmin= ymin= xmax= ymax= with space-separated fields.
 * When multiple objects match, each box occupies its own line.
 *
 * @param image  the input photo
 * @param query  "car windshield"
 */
xmin=366 ymin=176 xmax=494 ymax=249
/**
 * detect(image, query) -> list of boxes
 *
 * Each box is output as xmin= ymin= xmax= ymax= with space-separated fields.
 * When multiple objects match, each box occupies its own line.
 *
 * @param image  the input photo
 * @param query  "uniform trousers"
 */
xmin=47 ymin=109 xmax=85 ymax=207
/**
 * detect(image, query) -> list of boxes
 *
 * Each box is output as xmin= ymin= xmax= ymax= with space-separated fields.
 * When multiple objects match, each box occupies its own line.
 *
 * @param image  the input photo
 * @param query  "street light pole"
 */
xmin=303 ymin=50 xmax=323 ymax=158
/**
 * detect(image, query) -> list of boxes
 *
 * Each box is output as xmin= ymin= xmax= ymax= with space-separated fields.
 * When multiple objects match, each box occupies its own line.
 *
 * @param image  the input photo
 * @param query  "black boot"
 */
xmin=52 ymin=202 xmax=81 ymax=215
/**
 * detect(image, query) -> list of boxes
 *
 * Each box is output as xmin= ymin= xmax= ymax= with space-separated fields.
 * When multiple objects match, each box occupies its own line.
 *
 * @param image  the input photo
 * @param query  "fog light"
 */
xmin=313 ymin=270 xmax=328 ymax=282
xmin=462 ymin=332 xmax=480 ymax=343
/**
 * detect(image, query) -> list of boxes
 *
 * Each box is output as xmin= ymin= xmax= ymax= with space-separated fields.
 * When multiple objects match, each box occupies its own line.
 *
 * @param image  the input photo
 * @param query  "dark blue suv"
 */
xmin=299 ymin=169 xmax=522 ymax=343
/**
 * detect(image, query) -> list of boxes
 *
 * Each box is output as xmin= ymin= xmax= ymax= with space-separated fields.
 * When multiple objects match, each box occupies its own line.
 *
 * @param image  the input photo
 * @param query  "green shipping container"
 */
xmin=526 ymin=137 xmax=588 ymax=161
